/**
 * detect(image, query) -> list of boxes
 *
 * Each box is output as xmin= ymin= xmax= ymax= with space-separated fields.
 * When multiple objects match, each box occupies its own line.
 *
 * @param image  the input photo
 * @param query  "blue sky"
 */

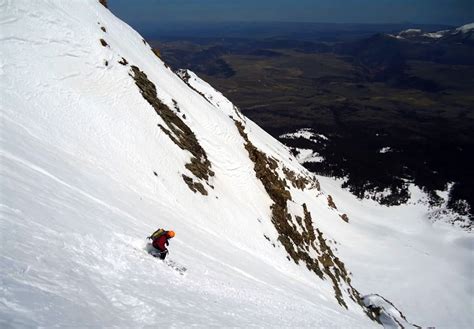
xmin=109 ymin=0 xmax=473 ymax=26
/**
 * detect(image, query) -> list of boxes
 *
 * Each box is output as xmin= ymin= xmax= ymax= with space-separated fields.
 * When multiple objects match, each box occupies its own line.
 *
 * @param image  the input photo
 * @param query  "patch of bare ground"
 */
xmin=130 ymin=65 xmax=214 ymax=195
xmin=150 ymin=47 xmax=171 ymax=69
xmin=327 ymin=195 xmax=350 ymax=223
xmin=118 ymin=57 xmax=128 ymax=66
xmin=283 ymin=166 xmax=320 ymax=190
xmin=99 ymin=38 xmax=108 ymax=47
xmin=152 ymin=48 xmax=161 ymax=58
xmin=327 ymin=195 xmax=337 ymax=209
xmin=339 ymin=213 xmax=349 ymax=222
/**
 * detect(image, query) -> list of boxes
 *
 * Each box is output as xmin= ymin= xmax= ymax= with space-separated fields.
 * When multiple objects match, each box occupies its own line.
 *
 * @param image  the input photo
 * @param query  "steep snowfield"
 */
xmin=0 ymin=1 xmax=472 ymax=328
xmin=0 ymin=1 xmax=372 ymax=327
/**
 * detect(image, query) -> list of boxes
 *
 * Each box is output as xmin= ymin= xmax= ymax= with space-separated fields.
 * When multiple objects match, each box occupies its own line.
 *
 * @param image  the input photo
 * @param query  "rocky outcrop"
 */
xmin=235 ymin=119 xmax=372 ymax=314
xmin=130 ymin=65 xmax=214 ymax=195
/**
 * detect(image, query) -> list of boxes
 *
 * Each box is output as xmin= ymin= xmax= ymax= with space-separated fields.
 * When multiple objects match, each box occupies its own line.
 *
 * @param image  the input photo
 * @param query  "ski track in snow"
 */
xmin=1 ymin=150 xmax=140 ymax=224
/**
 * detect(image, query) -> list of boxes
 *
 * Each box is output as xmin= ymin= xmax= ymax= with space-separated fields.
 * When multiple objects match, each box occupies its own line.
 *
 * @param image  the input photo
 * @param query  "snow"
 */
xmin=426 ymin=183 xmax=472 ymax=229
xmin=315 ymin=177 xmax=474 ymax=329
xmin=363 ymin=294 xmax=420 ymax=329
xmin=456 ymin=23 xmax=474 ymax=33
xmin=176 ymin=69 xmax=241 ymax=120
xmin=423 ymin=24 xmax=472 ymax=38
xmin=388 ymin=34 xmax=404 ymax=40
xmin=394 ymin=23 xmax=473 ymax=40
xmin=423 ymin=30 xmax=450 ymax=39
xmin=281 ymin=128 xmax=316 ymax=140
xmin=293 ymin=148 xmax=325 ymax=164
xmin=0 ymin=1 xmax=472 ymax=328
xmin=280 ymin=128 xmax=328 ymax=141
xmin=400 ymin=29 xmax=422 ymax=34
xmin=0 ymin=1 xmax=372 ymax=327
xmin=395 ymin=29 xmax=423 ymax=40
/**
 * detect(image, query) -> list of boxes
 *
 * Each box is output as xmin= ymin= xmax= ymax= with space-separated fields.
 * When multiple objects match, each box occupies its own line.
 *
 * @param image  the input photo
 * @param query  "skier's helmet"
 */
xmin=167 ymin=230 xmax=175 ymax=238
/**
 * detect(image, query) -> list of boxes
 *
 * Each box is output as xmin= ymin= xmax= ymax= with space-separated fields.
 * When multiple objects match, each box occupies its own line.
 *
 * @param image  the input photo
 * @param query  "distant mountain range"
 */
xmin=336 ymin=22 xmax=474 ymax=84
xmin=390 ymin=23 xmax=474 ymax=44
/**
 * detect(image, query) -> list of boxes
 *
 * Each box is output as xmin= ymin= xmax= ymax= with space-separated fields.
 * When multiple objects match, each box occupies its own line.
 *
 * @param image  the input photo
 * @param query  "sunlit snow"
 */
xmin=1 ymin=1 xmax=472 ymax=328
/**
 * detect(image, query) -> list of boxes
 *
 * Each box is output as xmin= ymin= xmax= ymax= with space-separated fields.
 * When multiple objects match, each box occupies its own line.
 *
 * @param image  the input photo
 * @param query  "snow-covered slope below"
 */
xmin=0 ymin=1 xmax=472 ymax=328
xmin=315 ymin=177 xmax=473 ymax=328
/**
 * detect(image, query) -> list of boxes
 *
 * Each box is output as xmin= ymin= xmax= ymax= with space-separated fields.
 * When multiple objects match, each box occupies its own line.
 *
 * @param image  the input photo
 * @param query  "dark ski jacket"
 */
xmin=152 ymin=234 xmax=169 ymax=252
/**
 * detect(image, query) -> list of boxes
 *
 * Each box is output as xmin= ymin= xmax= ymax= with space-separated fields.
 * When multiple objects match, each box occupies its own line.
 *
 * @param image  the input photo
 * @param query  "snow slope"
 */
xmin=0 ymin=1 xmax=472 ymax=328
xmin=184 ymin=64 xmax=474 ymax=329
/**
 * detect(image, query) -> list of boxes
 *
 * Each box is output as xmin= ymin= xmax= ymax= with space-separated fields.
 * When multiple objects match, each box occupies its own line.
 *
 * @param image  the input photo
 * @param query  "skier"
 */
xmin=147 ymin=229 xmax=175 ymax=260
